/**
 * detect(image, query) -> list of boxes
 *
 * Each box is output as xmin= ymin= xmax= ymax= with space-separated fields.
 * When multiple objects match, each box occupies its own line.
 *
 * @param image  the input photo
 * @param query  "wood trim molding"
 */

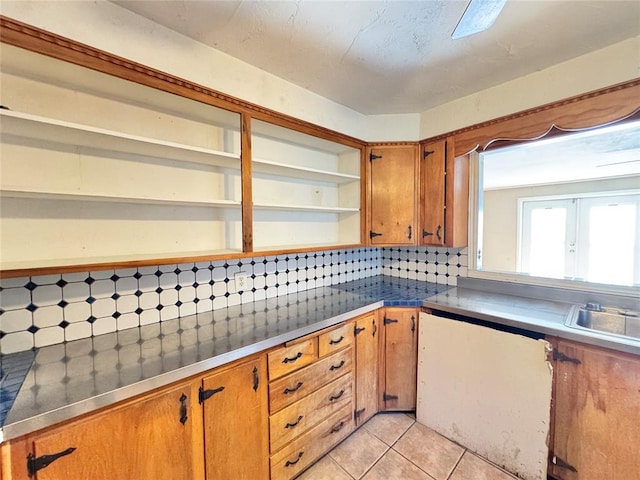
xmin=0 ymin=15 xmax=366 ymax=150
xmin=423 ymin=79 xmax=640 ymax=156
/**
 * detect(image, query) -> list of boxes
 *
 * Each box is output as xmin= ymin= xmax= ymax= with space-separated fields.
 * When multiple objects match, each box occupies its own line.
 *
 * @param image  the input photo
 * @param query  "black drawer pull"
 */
xmin=252 ymin=366 xmax=259 ymax=392
xmin=285 ymin=451 xmax=304 ymax=467
xmin=329 ymin=335 xmax=344 ymax=345
xmin=329 ymin=389 xmax=345 ymax=402
xmin=282 ymin=352 xmax=303 ymax=364
xmin=329 ymin=360 xmax=345 ymax=371
xmin=284 ymin=381 xmax=304 ymax=395
xmin=330 ymin=421 xmax=346 ymax=434
xmin=285 ymin=415 xmax=304 ymax=429
xmin=27 ymin=448 xmax=76 ymax=476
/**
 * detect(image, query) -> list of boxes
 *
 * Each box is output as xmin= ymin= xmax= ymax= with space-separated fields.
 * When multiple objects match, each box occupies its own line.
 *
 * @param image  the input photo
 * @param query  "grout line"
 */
xmin=354 ymin=444 xmax=391 ymax=480
xmin=327 ymin=456 xmax=357 ymax=480
xmin=445 ymin=448 xmax=467 ymax=480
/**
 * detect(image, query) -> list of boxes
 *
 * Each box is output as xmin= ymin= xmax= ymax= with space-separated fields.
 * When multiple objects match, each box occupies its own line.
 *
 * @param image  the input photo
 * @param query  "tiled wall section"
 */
xmin=0 ymin=248 xmax=381 ymax=354
xmin=382 ymin=246 xmax=468 ymax=284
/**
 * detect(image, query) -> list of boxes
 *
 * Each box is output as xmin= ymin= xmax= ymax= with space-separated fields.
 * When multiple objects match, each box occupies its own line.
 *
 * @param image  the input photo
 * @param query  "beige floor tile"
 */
xmin=297 ymin=455 xmax=354 ymax=480
xmin=329 ymin=427 xmax=389 ymax=479
xmin=449 ymin=451 xmax=517 ymax=480
xmin=363 ymin=413 xmax=415 ymax=446
xmin=361 ymin=449 xmax=435 ymax=480
xmin=393 ymin=423 xmax=464 ymax=480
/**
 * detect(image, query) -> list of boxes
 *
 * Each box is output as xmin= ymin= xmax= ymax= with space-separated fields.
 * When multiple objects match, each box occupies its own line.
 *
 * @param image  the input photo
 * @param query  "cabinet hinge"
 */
xmin=370 ymin=153 xmax=382 ymax=161
xmin=383 ymin=316 xmax=398 ymax=325
xmin=354 ymin=407 xmax=366 ymax=421
xmin=423 ymin=150 xmax=434 ymax=159
xmin=551 ymin=454 xmax=578 ymax=472
xmin=354 ymin=325 xmax=365 ymax=336
xmin=199 ymin=385 xmax=225 ymax=404
xmin=27 ymin=448 xmax=76 ymax=476
xmin=383 ymin=392 xmax=398 ymax=402
xmin=553 ymin=350 xmax=581 ymax=365
xmin=370 ymin=230 xmax=383 ymax=239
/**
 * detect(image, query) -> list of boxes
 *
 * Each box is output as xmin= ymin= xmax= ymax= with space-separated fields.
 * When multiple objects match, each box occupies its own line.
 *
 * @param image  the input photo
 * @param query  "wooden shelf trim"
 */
xmin=253 ymin=203 xmax=359 ymax=213
xmin=0 ymin=109 xmax=241 ymax=169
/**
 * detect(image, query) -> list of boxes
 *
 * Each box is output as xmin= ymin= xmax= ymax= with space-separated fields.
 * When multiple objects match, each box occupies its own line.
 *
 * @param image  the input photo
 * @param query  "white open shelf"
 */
xmin=0 ymin=189 xmax=242 ymax=208
xmin=252 ymin=157 xmax=360 ymax=184
xmin=253 ymin=202 xmax=359 ymax=213
xmin=0 ymin=110 xmax=241 ymax=170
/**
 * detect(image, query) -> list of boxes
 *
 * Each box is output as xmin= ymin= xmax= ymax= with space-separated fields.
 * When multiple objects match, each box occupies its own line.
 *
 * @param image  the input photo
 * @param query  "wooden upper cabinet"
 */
xmin=368 ymin=144 xmax=419 ymax=245
xmin=201 ymin=355 xmax=269 ymax=480
xmin=419 ymin=138 xmax=469 ymax=248
xmin=550 ymin=340 xmax=640 ymax=480
xmin=6 ymin=380 xmax=201 ymax=480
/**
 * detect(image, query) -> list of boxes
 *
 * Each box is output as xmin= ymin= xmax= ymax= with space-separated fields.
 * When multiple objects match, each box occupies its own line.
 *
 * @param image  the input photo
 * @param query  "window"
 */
xmin=519 ymin=193 xmax=639 ymax=285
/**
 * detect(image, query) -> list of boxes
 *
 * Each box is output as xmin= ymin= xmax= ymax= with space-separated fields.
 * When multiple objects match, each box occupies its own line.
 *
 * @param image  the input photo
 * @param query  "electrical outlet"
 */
xmin=234 ymin=271 xmax=248 ymax=292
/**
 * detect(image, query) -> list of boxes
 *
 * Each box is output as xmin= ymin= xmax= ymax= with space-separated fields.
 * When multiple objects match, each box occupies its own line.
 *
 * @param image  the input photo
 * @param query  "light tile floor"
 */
xmin=298 ymin=413 xmax=518 ymax=480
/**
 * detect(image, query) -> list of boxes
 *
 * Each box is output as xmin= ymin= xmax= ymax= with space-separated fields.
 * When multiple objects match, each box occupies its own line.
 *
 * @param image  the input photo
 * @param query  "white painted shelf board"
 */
xmin=0 ymin=249 xmax=244 ymax=271
xmin=1 ymin=188 xmax=241 ymax=208
xmin=253 ymin=202 xmax=360 ymax=213
xmin=252 ymin=242 xmax=363 ymax=251
xmin=252 ymin=158 xmax=360 ymax=184
xmin=0 ymin=110 xmax=241 ymax=170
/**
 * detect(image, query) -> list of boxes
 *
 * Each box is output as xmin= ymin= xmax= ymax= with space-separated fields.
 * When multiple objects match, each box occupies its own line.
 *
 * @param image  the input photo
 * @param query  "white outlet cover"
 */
xmin=234 ymin=271 xmax=248 ymax=291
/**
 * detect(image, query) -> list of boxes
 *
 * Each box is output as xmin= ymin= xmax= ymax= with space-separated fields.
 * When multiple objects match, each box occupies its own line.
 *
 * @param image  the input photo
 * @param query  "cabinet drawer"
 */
xmin=270 ymin=372 xmax=353 ymax=453
xmin=269 ymin=347 xmax=353 ymax=414
xmin=268 ymin=339 xmax=317 ymax=381
xmin=318 ymin=323 xmax=353 ymax=357
xmin=270 ymin=404 xmax=354 ymax=480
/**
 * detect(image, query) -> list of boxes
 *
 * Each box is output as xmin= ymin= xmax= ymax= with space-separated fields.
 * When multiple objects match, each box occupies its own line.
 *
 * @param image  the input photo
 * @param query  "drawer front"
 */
xmin=270 ymin=372 xmax=353 ymax=453
xmin=269 ymin=347 xmax=353 ymax=414
xmin=268 ymin=339 xmax=317 ymax=381
xmin=318 ymin=323 xmax=353 ymax=357
xmin=270 ymin=404 xmax=354 ymax=480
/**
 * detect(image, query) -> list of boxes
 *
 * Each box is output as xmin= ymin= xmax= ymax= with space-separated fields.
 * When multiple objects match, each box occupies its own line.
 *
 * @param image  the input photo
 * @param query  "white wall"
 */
xmin=420 ymin=36 xmax=640 ymax=139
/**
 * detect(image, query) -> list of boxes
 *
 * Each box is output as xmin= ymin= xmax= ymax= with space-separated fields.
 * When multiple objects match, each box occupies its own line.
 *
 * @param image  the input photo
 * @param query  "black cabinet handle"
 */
xmin=329 ymin=335 xmax=344 ymax=345
xmin=252 ymin=366 xmax=259 ymax=392
xmin=285 ymin=415 xmax=304 ymax=429
xmin=329 ymin=360 xmax=345 ymax=371
xmin=408 ymin=225 xmax=412 ymax=240
xmin=330 ymin=421 xmax=346 ymax=434
xmin=27 ymin=448 xmax=76 ymax=476
xmin=436 ymin=225 xmax=442 ymax=241
xmin=329 ymin=389 xmax=345 ymax=402
xmin=372 ymin=319 xmax=377 ymax=337
xmin=285 ymin=451 xmax=304 ymax=467
xmin=284 ymin=381 xmax=304 ymax=395
xmin=179 ymin=393 xmax=188 ymax=425
xmin=411 ymin=315 xmax=416 ymax=333
xmin=282 ymin=352 xmax=302 ymax=364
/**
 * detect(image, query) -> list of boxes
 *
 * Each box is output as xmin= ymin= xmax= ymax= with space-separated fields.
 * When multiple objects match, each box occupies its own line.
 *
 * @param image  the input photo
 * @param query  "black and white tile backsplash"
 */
xmin=0 ymin=246 xmax=466 ymax=354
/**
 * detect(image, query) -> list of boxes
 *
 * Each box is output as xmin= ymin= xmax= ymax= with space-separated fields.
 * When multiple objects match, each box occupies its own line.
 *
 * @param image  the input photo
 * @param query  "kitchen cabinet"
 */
xmin=267 ymin=324 xmax=355 ymax=480
xmin=378 ymin=307 xmax=419 ymax=411
xmin=368 ymin=144 xmax=419 ymax=245
xmin=549 ymin=339 xmax=640 ymax=480
xmin=201 ymin=355 xmax=269 ymax=480
xmin=353 ymin=311 xmax=380 ymax=425
xmin=419 ymin=139 xmax=469 ymax=248
xmin=2 ymin=380 xmax=202 ymax=480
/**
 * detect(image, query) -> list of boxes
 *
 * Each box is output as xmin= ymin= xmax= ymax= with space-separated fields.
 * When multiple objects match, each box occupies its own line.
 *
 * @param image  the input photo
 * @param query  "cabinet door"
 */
xmin=551 ymin=340 xmax=640 ymax=480
xmin=420 ymin=140 xmax=446 ymax=246
xmin=354 ymin=312 xmax=379 ymax=425
xmin=202 ymin=355 xmax=269 ymax=480
xmin=379 ymin=308 xmax=418 ymax=411
xmin=369 ymin=145 xmax=418 ymax=245
xmin=20 ymin=381 xmax=199 ymax=480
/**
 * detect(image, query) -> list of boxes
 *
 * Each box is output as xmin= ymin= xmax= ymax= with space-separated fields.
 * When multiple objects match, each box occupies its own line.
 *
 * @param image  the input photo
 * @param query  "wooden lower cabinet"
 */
xmin=379 ymin=308 xmax=419 ymax=411
xmin=353 ymin=311 xmax=379 ymax=425
xmin=2 ymin=380 xmax=202 ymax=480
xmin=201 ymin=355 xmax=269 ymax=480
xmin=549 ymin=339 xmax=640 ymax=480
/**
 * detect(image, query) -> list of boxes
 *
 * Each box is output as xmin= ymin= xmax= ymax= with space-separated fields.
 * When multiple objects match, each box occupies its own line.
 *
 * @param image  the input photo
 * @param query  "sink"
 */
xmin=566 ymin=305 xmax=640 ymax=341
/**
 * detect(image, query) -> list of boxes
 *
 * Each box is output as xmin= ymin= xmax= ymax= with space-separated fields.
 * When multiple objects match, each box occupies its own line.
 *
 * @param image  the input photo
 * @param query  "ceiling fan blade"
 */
xmin=452 ymin=0 xmax=508 ymax=39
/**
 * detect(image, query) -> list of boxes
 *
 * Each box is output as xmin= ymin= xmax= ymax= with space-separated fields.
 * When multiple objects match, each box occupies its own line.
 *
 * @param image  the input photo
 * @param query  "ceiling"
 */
xmin=112 ymin=1 xmax=639 ymax=115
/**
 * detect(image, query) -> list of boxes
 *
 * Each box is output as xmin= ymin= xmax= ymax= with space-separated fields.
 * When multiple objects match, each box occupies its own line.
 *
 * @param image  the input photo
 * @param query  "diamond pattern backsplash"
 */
xmin=0 ymin=246 xmax=467 ymax=354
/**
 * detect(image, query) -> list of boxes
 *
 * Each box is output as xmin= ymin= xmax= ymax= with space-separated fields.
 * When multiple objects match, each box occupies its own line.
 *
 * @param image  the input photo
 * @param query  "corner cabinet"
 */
xmin=549 ymin=339 xmax=640 ymax=480
xmin=367 ymin=144 xmax=419 ymax=245
xmin=419 ymin=139 xmax=469 ymax=248
xmin=378 ymin=307 xmax=419 ymax=411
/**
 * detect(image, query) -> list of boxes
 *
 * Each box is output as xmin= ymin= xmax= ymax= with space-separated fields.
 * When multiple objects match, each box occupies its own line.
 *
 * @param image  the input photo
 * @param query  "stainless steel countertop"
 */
xmin=0 ymin=276 xmax=445 ymax=441
xmin=2 ymin=275 xmax=638 ymax=443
